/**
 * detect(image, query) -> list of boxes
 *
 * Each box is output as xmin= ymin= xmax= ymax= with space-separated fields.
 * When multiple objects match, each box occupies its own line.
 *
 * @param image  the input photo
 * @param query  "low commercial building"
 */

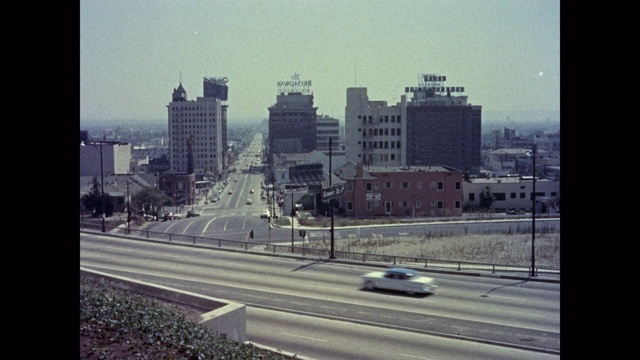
xmin=334 ymin=162 xmax=464 ymax=218
xmin=463 ymin=176 xmax=560 ymax=213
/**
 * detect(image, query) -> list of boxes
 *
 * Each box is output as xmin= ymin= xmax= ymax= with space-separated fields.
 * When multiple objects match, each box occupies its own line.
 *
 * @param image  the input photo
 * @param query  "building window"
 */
xmin=469 ymin=193 xmax=476 ymax=201
xmin=374 ymin=182 xmax=379 ymax=189
xmin=347 ymin=202 xmax=353 ymax=210
xmin=455 ymin=200 xmax=461 ymax=209
xmin=437 ymin=201 xmax=443 ymax=209
xmin=455 ymin=182 xmax=461 ymax=190
xmin=520 ymin=192 xmax=526 ymax=199
xmin=385 ymin=182 xmax=392 ymax=189
xmin=437 ymin=181 xmax=444 ymax=190
xmin=510 ymin=192 xmax=516 ymax=199
xmin=366 ymin=201 xmax=372 ymax=210
xmin=401 ymin=201 xmax=408 ymax=208
xmin=366 ymin=182 xmax=372 ymax=191
xmin=347 ymin=183 xmax=353 ymax=191
xmin=417 ymin=181 xmax=422 ymax=189
xmin=402 ymin=182 xmax=409 ymax=189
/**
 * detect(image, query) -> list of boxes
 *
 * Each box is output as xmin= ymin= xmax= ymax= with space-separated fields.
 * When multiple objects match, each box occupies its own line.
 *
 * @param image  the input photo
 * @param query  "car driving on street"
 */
xmin=361 ymin=268 xmax=437 ymax=295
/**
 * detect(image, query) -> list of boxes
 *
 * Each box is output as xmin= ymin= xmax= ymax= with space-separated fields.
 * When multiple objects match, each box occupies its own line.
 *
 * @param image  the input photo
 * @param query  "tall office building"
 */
xmin=344 ymin=87 xmax=407 ymax=167
xmin=316 ymin=114 xmax=342 ymax=156
xmin=268 ymin=75 xmax=317 ymax=156
xmin=344 ymin=74 xmax=481 ymax=174
xmin=405 ymin=74 xmax=481 ymax=174
xmin=167 ymin=77 xmax=227 ymax=179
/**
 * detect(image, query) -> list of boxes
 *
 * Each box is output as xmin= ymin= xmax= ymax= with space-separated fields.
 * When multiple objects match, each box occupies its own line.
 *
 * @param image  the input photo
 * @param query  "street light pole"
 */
xmin=531 ymin=144 xmax=537 ymax=277
xmin=329 ymin=138 xmax=335 ymax=259
xmin=291 ymin=190 xmax=294 ymax=253
xmin=126 ymin=179 xmax=131 ymax=235
xmin=99 ymin=141 xmax=106 ymax=233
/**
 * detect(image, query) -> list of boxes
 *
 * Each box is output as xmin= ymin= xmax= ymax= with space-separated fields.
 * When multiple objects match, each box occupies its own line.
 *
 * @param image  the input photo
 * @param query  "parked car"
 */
xmin=162 ymin=212 xmax=174 ymax=221
xmin=228 ymin=190 xmax=234 ymax=194
xmin=361 ymin=268 xmax=437 ymax=295
xmin=250 ymin=189 xmax=254 ymax=194
xmin=186 ymin=210 xmax=200 ymax=218
xmin=246 ymin=199 xmax=253 ymax=205
xmin=260 ymin=209 xmax=270 ymax=218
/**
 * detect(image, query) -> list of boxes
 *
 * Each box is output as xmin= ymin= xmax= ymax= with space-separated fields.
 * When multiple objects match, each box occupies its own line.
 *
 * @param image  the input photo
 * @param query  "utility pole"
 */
xmin=530 ymin=144 xmax=537 ymax=277
xmin=126 ymin=179 xmax=131 ymax=235
xmin=329 ymin=137 xmax=335 ymax=259
xmin=99 ymin=141 xmax=106 ymax=232
xmin=291 ymin=190 xmax=294 ymax=252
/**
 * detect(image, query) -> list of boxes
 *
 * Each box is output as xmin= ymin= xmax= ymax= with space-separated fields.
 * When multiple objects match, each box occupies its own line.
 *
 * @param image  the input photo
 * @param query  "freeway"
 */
xmin=80 ymin=232 xmax=560 ymax=360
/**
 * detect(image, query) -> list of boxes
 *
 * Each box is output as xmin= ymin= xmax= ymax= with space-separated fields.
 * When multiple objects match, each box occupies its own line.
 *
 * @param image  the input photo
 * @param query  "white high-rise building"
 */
xmin=167 ymin=81 xmax=226 ymax=178
xmin=344 ymin=87 xmax=407 ymax=167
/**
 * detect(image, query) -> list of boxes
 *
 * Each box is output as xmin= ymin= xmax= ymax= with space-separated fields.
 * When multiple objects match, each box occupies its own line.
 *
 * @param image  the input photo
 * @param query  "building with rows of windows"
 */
xmin=344 ymin=73 xmax=482 ymax=175
xmin=334 ymin=161 xmax=464 ymax=217
xmin=167 ymin=79 xmax=227 ymax=179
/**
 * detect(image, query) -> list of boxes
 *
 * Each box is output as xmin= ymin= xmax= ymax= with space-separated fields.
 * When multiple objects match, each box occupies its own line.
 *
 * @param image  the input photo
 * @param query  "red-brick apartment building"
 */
xmin=334 ymin=162 xmax=464 ymax=218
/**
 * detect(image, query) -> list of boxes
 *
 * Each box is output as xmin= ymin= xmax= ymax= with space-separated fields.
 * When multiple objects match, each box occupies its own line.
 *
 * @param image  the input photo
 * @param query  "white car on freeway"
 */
xmin=361 ymin=268 xmax=437 ymax=295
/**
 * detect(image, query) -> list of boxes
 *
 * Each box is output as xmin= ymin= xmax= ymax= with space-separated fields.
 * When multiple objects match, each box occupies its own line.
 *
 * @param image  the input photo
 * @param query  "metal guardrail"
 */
xmin=80 ymin=222 xmax=560 ymax=279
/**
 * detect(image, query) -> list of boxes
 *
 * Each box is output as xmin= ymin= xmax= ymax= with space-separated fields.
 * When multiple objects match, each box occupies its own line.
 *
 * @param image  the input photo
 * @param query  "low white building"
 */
xmin=80 ymin=141 xmax=132 ymax=177
xmin=463 ymin=176 xmax=560 ymax=213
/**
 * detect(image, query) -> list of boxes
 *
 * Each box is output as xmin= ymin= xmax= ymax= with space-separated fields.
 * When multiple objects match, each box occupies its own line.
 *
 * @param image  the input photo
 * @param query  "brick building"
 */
xmin=334 ymin=162 xmax=464 ymax=218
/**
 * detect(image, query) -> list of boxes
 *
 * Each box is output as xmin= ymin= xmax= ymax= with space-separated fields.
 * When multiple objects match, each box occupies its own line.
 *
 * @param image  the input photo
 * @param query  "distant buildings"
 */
xmin=463 ymin=176 xmax=559 ymax=213
xmin=315 ymin=114 xmax=342 ymax=157
xmin=167 ymin=77 xmax=228 ymax=180
xmin=267 ymin=76 xmax=318 ymax=155
xmin=344 ymin=87 xmax=405 ymax=167
xmin=80 ymin=71 xmax=559 ymax=219
xmin=80 ymin=141 xmax=132 ymax=177
xmin=345 ymin=74 xmax=481 ymax=175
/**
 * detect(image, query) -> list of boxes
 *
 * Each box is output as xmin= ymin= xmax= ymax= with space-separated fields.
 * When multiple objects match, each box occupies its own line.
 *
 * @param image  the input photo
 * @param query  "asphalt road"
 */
xmin=80 ymin=232 xmax=560 ymax=360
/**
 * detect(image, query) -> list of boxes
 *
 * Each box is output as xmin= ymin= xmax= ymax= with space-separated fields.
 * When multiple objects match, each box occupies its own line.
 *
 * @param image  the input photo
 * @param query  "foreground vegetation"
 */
xmin=80 ymin=276 xmax=291 ymax=360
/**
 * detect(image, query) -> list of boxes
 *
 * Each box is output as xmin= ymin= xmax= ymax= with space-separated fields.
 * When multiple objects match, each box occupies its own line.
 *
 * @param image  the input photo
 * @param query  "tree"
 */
xmin=479 ymin=188 xmax=495 ymax=211
xmin=81 ymin=176 xmax=114 ymax=217
xmin=131 ymin=187 xmax=173 ymax=216
xmin=298 ymin=194 xmax=315 ymax=211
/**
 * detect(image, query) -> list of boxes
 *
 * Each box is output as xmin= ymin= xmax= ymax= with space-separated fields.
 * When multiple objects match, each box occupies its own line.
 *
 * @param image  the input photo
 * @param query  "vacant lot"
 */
xmin=304 ymin=232 xmax=559 ymax=268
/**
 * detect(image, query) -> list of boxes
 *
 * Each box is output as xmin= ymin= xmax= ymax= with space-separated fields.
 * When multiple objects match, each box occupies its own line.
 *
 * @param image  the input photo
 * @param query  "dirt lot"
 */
xmin=302 ymin=231 xmax=560 ymax=268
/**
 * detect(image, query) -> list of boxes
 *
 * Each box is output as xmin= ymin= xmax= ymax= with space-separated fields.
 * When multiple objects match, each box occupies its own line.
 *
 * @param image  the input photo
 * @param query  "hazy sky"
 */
xmin=80 ymin=0 xmax=560 ymax=125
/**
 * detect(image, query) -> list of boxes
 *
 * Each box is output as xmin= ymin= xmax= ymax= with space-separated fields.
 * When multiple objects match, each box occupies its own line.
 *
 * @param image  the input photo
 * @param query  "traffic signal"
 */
xmin=249 ymin=230 xmax=254 ymax=238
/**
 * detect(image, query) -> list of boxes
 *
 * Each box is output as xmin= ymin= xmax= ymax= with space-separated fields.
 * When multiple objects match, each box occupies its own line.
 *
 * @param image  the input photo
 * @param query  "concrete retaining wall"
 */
xmin=80 ymin=267 xmax=247 ymax=342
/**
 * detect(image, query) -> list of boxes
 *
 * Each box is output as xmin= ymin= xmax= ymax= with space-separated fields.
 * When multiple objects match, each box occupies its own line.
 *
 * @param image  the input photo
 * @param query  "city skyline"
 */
xmin=80 ymin=0 xmax=560 ymax=125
